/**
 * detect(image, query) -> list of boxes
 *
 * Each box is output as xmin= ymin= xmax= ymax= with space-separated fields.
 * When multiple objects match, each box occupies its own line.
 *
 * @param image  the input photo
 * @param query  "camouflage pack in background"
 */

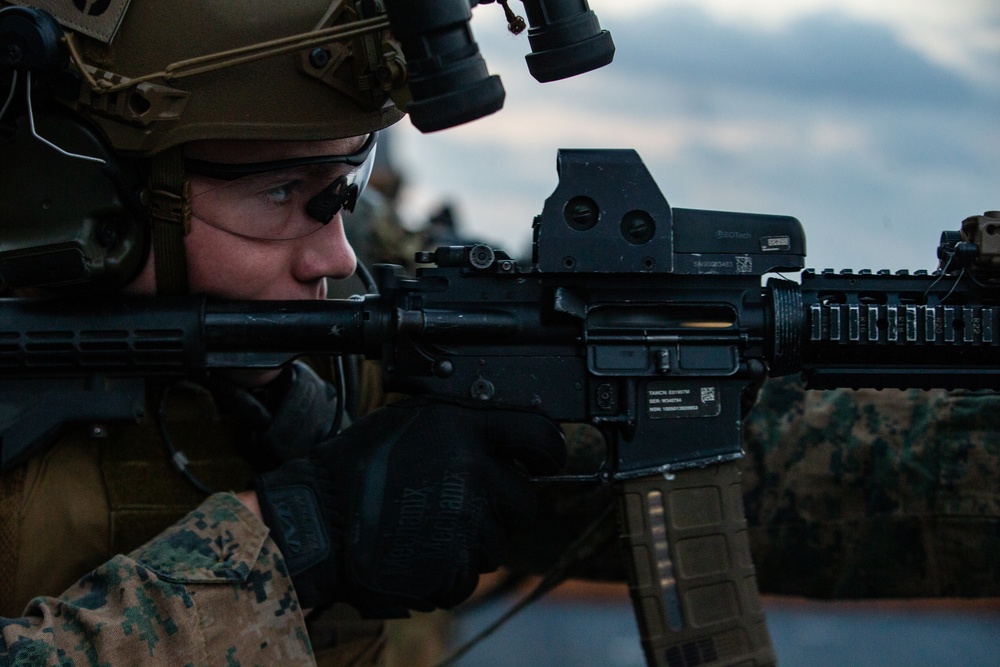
xmin=742 ymin=377 xmax=1000 ymax=598
xmin=509 ymin=379 xmax=1000 ymax=601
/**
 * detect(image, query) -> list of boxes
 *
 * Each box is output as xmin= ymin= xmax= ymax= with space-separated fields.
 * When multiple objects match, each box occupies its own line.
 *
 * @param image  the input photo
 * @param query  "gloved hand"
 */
xmin=208 ymin=360 xmax=340 ymax=470
xmin=252 ymin=397 xmax=566 ymax=615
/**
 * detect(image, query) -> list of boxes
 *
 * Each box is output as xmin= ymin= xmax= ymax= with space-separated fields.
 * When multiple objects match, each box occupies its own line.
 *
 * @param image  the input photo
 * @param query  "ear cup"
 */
xmin=0 ymin=7 xmax=148 ymax=291
xmin=0 ymin=108 xmax=149 ymax=290
xmin=0 ymin=6 xmax=67 ymax=75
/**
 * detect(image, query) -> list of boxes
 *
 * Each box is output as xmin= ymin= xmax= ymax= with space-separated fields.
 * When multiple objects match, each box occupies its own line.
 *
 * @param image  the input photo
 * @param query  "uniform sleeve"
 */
xmin=0 ymin=492 xmax=316 ymax=666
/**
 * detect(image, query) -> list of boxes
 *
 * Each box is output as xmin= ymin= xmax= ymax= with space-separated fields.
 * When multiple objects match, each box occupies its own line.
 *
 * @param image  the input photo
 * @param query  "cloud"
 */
xmin=594 ymin=0 xmax=1000 ymax=82
xmin=492 ymin=6 xmax=992 ymax=110
xmin=391 ymin=4 xmax=999 ymax=272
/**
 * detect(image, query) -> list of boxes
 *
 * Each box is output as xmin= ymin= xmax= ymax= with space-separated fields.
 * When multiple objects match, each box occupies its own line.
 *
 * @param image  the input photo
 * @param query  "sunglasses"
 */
xmin=184 ymin=132 xmax=378 ymax=241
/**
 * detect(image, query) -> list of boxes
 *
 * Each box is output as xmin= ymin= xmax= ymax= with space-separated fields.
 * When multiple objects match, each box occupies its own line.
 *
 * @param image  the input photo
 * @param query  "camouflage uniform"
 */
xmin=742 ymin=376 xmax=1000 ymax=598
xmin=1 ymin=492 xmax=314 ymax=664
xmin=0 ymin=378 xmax=388 ymax=665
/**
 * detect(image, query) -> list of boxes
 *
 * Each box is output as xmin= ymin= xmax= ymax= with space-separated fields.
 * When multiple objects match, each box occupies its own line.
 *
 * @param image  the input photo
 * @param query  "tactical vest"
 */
xmin=0 ymin=381 xmax=256 ymax=614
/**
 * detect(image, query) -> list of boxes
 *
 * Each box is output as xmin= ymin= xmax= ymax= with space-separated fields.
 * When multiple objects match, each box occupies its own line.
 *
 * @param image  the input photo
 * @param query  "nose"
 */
xmin=292 ymin=211 xmax=357 ymax=284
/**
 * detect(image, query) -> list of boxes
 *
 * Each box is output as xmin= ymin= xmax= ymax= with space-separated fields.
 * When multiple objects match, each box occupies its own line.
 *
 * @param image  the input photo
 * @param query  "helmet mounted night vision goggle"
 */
xmin=0 ymin=0 xmax=614 ymax=136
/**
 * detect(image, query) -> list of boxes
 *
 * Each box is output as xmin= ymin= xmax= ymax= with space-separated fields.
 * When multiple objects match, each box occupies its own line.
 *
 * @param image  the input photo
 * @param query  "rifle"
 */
xmin=2 ymin=148 xmax=997 ymax=666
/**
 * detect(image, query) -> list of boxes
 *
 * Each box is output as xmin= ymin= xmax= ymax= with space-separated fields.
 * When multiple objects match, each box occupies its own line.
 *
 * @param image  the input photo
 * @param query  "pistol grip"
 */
xmin=619 ymin=461 xmax=776 ymax=666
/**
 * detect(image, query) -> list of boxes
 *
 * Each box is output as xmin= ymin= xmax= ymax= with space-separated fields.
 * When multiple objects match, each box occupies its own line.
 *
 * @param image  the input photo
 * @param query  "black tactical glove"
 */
xmin=252 ymin=397 xmax=566 ymax=615
xmin=209 ymin=360 xmax=340 ymax=469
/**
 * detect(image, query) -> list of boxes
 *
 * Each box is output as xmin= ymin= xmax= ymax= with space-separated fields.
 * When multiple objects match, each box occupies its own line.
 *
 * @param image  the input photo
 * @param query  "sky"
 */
xmin=386 ymin=0 xmax=999 ymax=272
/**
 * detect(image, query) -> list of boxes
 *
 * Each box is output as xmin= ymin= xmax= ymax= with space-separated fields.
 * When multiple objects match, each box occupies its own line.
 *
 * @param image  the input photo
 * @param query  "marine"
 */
xmin=0 ymin=1 xmax=567 ymax=664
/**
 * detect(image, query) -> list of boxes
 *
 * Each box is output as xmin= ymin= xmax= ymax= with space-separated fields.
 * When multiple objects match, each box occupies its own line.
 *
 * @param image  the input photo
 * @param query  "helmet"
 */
xmin=0 ymin=0 xmax=406 ymax=292
xmin=5 ymin=0 xmax=404 ymax=154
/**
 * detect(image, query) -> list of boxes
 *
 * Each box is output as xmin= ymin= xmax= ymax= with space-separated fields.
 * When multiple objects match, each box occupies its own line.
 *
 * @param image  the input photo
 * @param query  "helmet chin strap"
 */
xmin=148 ymin=149 xmax=190 ymax=295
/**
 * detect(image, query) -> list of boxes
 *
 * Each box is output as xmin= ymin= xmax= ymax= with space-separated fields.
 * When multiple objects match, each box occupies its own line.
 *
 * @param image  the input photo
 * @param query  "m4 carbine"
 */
xmin=2 ymin=149 xmax=997 ymax=667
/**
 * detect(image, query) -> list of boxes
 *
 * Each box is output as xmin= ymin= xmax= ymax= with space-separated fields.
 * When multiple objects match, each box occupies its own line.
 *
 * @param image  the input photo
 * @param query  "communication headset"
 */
xmin=0 ymin=6 xmax=148 ymax=291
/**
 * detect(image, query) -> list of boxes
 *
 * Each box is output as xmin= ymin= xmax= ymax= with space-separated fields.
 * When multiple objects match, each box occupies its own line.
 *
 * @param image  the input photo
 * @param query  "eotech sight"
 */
xmin=0 ymin=150 xmax=998 ymax=667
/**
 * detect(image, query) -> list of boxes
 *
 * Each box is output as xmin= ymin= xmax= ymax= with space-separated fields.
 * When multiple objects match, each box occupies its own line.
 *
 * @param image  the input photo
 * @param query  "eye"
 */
xmin=263 ymin=180 xmax=302 ymax=205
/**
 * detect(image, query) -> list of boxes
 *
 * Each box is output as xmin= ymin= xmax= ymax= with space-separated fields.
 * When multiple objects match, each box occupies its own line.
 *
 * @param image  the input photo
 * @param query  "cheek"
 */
xmin=184 ymin=222 xmax=282 ymax=298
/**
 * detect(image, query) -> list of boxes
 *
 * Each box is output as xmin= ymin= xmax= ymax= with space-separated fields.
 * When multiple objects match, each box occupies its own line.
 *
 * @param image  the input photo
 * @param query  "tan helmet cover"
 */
xmin=12 ymin=0 xmax=406 ymax=155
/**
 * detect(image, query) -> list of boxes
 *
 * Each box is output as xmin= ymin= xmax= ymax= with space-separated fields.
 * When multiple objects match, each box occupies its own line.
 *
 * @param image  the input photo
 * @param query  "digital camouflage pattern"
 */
xmin=742 ymin=376 xmax=1000 ymax=598
xmin=0 ymin=378 xmax=391 ymax=666
xmin=0 ymin=493 xmax=316 ymax=665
